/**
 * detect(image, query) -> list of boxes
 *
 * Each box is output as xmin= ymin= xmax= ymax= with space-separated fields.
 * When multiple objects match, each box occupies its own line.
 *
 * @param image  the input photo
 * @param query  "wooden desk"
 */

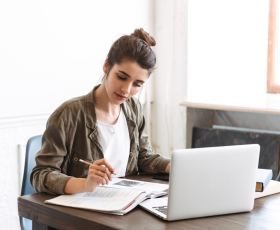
xmin=18 ymin=174 xmax=280 ymax=230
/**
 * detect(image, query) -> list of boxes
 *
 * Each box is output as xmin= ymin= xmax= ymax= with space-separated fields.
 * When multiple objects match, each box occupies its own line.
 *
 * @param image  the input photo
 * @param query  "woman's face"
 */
xmin=103 ymin=61 xmax=149 ymax=105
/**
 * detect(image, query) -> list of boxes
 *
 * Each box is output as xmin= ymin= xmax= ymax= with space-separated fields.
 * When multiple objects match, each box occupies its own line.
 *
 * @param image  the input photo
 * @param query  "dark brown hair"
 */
xmin=105 ymin=28 xmax=156 ymax=76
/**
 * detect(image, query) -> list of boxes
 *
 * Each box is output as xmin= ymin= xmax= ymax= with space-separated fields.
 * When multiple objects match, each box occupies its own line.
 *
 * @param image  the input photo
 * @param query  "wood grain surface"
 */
xmin=18 ymin=174 xmax=280 ymax=230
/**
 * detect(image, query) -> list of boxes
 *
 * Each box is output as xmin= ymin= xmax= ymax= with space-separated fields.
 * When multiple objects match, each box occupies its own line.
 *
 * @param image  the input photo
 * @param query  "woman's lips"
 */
xmin=115 ymin=93 xmax=127 ymax=100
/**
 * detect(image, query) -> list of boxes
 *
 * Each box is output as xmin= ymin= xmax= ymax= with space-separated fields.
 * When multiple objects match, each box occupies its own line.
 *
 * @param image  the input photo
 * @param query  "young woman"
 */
xmin=31 ymin=28 xmax=171 ymax=195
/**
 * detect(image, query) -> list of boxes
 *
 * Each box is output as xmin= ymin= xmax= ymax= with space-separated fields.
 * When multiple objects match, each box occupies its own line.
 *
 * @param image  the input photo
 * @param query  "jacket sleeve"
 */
xmin=30 ymin=110 xmax=73 ymax=195
xmin=137 ymin=104 xmax=170 ymax=173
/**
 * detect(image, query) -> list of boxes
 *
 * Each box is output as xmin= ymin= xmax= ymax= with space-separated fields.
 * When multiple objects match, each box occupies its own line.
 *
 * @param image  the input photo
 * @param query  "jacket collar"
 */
xmin=85 ymin=85 xmax=99 ymax=130
xmin=121 ymin=97 xmax=137 ymax=141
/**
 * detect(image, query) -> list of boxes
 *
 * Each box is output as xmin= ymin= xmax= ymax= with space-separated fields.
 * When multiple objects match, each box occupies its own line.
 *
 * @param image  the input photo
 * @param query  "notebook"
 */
xmin=140 ymin=144 xmax=260 ymax=221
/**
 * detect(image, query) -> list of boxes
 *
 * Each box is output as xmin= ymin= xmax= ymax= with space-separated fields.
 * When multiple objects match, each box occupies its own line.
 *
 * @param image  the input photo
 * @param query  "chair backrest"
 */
xmin=20 ymin=135 xmax=42 ymax=230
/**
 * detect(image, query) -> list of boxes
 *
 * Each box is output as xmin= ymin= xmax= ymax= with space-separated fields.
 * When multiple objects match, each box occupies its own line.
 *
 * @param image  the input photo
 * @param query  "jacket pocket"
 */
xmin=67 ymin=150 xmax=92 ymax=178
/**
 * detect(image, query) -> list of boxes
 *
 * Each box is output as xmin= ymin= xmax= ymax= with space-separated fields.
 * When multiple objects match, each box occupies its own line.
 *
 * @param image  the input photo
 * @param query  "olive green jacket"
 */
xmin=30 ymin=85 xmax=170 ymax=195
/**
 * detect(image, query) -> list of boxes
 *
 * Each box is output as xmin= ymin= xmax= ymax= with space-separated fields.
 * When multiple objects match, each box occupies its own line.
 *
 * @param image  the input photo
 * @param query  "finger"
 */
xmin=93 ymin=158 xmax=115 ymax=173
xmin=103 ymin=172 xmax=109 ymax=185
xmin=91 ymin=169 xmax=109 ymax=184
xmin=89 ymin=163 xmax=99 ymax=170
xmin=94 ymin=165 xmax=112 ymax=178
xmin=102 ymin=159 xmax=115 ymax=173
xmin=90 ymin=163 xmax=112 ymax=179
xmin=96 ymin=176 xmax=106 ymax=186
xmin=89 ymin=173 xmax=106 ymax=186
xmin=88 ymin=173 xmax=101 ymax=187
xmin=99 ymin=166 xmax=112 ymax=181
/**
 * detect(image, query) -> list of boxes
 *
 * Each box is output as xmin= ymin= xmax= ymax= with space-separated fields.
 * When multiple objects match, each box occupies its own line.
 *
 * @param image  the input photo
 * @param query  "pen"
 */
xmin=79 ymin=159 xmax=117 ymax=175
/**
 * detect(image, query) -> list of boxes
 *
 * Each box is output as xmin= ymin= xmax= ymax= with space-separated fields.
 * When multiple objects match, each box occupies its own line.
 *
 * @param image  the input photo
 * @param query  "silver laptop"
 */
xmin=140 ymin=144 xmax=260 ymax=221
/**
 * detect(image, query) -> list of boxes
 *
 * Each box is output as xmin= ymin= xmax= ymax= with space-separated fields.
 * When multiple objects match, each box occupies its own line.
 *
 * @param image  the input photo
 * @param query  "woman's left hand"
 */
xmin=165 ymin=163 xmax=171 ymax=174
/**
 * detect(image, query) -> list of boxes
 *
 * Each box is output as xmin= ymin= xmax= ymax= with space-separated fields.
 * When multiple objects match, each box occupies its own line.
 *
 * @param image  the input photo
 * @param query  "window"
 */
xmin=267 ymin=0 xmax=280 ymax=93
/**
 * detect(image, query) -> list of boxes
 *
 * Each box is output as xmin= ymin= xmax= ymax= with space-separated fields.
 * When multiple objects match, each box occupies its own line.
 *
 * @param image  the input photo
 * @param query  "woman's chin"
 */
xmin=109 ymin=97 xmax=124 ymax=106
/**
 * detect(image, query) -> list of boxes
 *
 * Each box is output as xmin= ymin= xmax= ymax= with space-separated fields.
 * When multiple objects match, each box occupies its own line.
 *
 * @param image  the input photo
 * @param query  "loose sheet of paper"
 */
xmin=45 ymin=187 xmax=144 ymax=212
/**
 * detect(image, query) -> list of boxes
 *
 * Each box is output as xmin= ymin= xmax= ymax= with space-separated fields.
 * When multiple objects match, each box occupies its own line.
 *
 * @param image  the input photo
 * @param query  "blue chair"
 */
xmin=19 ymin=135 xmax=42 ymax=230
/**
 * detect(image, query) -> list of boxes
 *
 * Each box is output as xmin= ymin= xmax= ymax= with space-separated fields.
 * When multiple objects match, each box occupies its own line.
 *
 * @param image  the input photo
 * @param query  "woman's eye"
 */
xmin=118 ymin=75 xmax=126 ymax=80
xmin=134 ymin=83 xmax=141 ymax=87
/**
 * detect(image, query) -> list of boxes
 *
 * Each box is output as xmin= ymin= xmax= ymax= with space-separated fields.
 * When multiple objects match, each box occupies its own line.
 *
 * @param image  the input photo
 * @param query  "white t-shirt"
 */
xmin=97 ymin=108 xmax=130 ymax=177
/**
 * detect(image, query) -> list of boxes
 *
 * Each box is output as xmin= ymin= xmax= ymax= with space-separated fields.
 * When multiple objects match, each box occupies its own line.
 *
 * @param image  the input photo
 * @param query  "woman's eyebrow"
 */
xmin=119 ymin=71 xmax=130 ymax=77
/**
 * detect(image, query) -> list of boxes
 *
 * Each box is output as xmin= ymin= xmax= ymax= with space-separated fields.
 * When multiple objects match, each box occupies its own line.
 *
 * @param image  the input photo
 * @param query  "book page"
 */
xmin=103 ymin=178 xmax=169 ymax=195
xmin=45 ymin=187 xmax=144 ymax=212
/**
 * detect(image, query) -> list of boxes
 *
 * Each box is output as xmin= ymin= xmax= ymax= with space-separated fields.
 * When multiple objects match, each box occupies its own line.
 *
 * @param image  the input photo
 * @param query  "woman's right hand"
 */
xmin=83 ymin=158 xmax=115 ymax=192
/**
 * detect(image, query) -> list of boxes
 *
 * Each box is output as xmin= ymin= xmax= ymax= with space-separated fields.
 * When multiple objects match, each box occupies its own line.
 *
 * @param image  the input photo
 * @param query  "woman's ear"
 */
xmin=103 ymin=59 xmax=108 ymax=74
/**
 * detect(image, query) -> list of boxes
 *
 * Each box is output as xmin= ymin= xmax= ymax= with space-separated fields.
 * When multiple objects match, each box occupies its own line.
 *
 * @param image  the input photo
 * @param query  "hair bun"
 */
xmin=130 ymin=28 xmax=156 ymax=47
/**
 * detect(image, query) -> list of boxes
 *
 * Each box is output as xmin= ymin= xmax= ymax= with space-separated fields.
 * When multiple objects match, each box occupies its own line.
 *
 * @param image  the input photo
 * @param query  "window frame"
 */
xmin=267 ymin=0 xmax=280 ymax=93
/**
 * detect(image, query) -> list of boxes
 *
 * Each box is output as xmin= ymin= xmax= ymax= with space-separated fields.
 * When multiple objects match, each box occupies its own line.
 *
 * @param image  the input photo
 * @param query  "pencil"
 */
xmin=79 ymin=159 xmax=117 ymax=175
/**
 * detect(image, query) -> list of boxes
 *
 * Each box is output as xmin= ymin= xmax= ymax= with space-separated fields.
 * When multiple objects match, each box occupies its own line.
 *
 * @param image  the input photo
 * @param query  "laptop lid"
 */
xmin=167 ymin=144 xmax=260 ymax=221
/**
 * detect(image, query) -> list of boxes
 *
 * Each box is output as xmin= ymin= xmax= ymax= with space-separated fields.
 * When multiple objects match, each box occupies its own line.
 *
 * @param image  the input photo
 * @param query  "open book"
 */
xmin=45 ymin=178 xmax=169 ymax=215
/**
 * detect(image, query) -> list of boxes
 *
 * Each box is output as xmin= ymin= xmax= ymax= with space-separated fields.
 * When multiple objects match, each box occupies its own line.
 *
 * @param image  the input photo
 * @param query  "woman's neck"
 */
xmin=94 ymin=83 xmax=121 ymax=125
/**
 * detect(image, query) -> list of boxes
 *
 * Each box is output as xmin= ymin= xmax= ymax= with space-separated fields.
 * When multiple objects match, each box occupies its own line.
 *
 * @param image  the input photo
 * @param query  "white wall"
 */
xmin=0 ymin=0 xmax=152 ymax=118
xmin=0 ymin=1 xmax=153 ymax=229
xmin=0 ymin=124 xmax=45 ymax=230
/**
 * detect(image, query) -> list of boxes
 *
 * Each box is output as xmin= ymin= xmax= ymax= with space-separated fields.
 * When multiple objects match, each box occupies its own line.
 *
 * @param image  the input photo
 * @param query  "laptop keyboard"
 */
xmin=153 ymin=206 xmax=168 ymax=215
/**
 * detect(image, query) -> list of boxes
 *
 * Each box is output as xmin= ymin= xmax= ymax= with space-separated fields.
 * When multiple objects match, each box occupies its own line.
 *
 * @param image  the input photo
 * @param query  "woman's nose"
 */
xmin=121 ymin=82 xmax=132 ymax=94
